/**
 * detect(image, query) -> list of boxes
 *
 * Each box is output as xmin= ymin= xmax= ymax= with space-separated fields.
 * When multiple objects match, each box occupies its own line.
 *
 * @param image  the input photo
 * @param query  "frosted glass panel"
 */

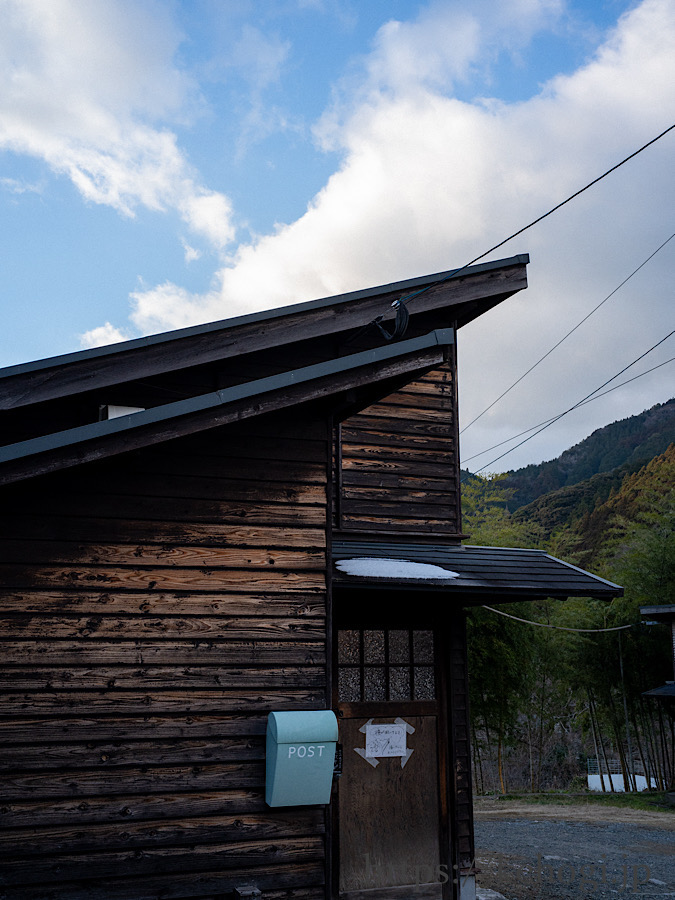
xmin=338 ymin=630 xmax=360 ymax=665
xmin=413 ymin=630 xmax=434 ymax=663
xmin=364 ymin=667 xmax=386 ymax=701
xmin=363 ymin=630 xmax=385 ymax=663
xmin=338 ymin=669 xmax=360 ymax=702
xmin=388 ymin=630 xmax=409 ymax=663
xmin=414 ymin=667 xmax=435 ymax=700
xmin=389 ymin=667 xmax=411 ymax=701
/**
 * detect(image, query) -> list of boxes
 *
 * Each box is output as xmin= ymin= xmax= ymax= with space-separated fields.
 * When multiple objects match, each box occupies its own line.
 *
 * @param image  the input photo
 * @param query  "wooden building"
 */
xmin=640 ymin=605 xmax=675 ymax=713
xmin=0 ymin=255 xmax=622 ymax=900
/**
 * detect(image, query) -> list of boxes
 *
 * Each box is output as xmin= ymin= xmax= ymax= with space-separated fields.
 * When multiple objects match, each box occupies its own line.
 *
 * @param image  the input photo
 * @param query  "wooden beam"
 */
xmin=0 ymin=260 xmax=527 ymax=410
xmin=0 ymin=341 xmax=447 ymax=485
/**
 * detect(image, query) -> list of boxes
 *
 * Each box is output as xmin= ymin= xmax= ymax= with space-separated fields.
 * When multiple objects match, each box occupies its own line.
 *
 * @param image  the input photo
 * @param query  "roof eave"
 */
xmin=331 ymin=576 xmax=621 ymax=600
xmin=331 ymin=540 xmax=623 ymax=600
xmin=0 ymin=255 xmax=528 ymax=411
xmin=640 ymin=604 xmax=675 ymax=622
xmin=0 ymin=328 xmax=453 ymax=486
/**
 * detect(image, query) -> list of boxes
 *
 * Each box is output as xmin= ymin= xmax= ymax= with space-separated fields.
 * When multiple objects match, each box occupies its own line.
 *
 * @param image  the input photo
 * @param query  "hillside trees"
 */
xmin=463 ymin=448 xmax=675 ymax=793
xmin=503 ymin=399 xmax=675 ymax=509
xmin=461 ymin=472 xmax=540 ymax=547
xmin=463 ymin=474 xmax=582 ymax=792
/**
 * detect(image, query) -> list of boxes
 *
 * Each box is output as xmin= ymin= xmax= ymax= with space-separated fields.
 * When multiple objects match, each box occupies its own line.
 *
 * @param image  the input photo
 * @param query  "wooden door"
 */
xmin=335 ymin=628 xmax=448 ymax=900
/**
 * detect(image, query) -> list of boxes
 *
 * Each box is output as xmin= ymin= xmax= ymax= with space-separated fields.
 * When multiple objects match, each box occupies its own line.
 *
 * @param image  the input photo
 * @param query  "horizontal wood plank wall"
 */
xmin=337 ymin=362 xmax=460 ymax=536
xmin=0 ymin=413 xmax=329 ymax=900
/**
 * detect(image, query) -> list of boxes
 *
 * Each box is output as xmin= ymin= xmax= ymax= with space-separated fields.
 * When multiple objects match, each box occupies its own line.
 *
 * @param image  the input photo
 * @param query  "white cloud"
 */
xmin=182 ymin=240 xmax=202 ymax=264
xmin=130 ymin=0 xmax=675 ymax=312
xmin=123 ymin=0 xmax=675 ymax=469
xmin=230 ymin=26 xmax=299 ymax=159
xmin=229 ymin=25 xmax=291 ymax=93
xmin=363 ymin=0 xmax=564 ymax=96
xmin=0 ymin=176 xmax=42 ymax=194
xmin=178 ymin=188 xmax=235 ymax=249
xmin=0 ymin=0 xmax=234 ymax=247
xmin=130 ymin=282 xmax=219 ymax=334
xmin=80 ymin=321 xmax=130 ymax=349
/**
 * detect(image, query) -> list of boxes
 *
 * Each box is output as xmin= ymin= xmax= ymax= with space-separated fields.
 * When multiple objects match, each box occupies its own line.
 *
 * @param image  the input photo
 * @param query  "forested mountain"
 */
xmin=517 ymin=443 xmax=675 ymax=571
xmin=501 ymin=398 xmax=675 ymax=510
xmin=462 ymin=432 xmax=675 ymax=796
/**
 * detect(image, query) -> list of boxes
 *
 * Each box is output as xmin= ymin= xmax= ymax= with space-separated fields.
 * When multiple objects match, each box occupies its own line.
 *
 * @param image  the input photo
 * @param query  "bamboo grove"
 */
xmin=463 ymin=446 xmax=675 ymax=794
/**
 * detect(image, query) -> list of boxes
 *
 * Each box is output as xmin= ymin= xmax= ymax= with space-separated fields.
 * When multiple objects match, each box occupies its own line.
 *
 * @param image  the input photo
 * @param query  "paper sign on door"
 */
xmin=365 ymin=723 xmax=406 ymax=758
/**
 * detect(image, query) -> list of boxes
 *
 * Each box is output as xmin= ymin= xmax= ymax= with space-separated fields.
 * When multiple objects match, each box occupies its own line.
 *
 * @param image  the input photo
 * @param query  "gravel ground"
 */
xmin=474 ymin=799 xmax=675 ymax=899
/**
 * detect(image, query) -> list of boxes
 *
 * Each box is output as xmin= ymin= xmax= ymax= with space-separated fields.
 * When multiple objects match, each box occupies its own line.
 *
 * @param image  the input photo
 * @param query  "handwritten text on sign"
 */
xmin=365 ymin=724 xmax=407 ymax=758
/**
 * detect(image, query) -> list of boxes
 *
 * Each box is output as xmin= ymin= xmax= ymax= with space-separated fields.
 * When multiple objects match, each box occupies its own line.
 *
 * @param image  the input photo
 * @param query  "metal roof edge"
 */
xmin=333 ymin=541 xmax=548 ymax=553
xmin=0 ymin=328 xmax=453 ymax=468
xmin=331 ymin=540 xmax=623 ymax=597
xmin=0 ymin=255 xmax=528 ymax=380
xmin=640 ymin=604 xmax=675 ymax=616
xmin=460 ymin=544 xmax=547 ymax=553
xmin=642 ymin=684 xmax=675 ymax=698
xmin=541 ymin=552 xmax=623 ymax=593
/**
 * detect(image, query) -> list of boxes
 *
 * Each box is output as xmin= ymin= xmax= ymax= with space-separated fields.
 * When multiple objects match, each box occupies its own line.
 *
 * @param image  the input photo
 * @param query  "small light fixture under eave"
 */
xmin=99 ymin=404 xmax=146 ymax=421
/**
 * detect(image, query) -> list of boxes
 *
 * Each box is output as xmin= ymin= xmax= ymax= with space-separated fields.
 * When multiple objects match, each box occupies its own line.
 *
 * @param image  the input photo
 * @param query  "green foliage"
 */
xmin=467 ymin=603 xmax=539 ymax=791
xmin=502 ymin=399 xmax=675 ymax=510
xmin=461 ymin=473 xmax=542 ymax=548
xmin=467 ymin=603 xmax=536 ymax=736
xmin=594 ymin=445 xmax=675 ymax=580
xmin=465 ymin=443 xmax=675 ymax=794
xmin=512 ymin=467 xmax=631 ymax=546
xmin=494 ymin=792 xmax=675 ymax=812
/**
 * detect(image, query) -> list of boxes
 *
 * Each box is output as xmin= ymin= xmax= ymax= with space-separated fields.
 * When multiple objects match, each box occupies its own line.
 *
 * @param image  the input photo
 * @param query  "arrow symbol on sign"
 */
xmin=354 ymin=746 xmax=379 ymax=768
xmin=355 ymin=719 xmax=379 ymax=766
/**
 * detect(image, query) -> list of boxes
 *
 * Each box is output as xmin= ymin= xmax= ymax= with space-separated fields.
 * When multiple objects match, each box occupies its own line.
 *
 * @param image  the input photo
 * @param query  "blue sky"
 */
xmin=1 ymin=0 xmax=673 ymax=471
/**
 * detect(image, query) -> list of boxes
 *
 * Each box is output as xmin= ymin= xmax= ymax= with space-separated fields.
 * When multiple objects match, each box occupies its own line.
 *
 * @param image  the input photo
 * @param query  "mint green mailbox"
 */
xmin=266 ymin=710 xmax=338 ymax=807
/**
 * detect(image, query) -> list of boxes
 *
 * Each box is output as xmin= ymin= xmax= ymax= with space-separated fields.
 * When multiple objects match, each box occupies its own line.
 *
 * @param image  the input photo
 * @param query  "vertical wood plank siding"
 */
xmin=0 ymin=413 xmax=329 ymax=900
xmin=338 ymin=362 xmax=460 ymax=536
xmin=447 ymin=613 xmax=475 ymax=875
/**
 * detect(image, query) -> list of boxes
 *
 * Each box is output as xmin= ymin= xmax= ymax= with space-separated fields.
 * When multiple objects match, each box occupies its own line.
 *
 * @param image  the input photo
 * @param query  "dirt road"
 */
xmin=474 ymin=798 xmax=675 ymax=899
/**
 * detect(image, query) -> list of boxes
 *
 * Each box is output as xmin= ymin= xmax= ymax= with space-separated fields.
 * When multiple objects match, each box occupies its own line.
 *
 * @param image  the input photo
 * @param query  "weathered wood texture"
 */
xmin=338 ymin=716 xmax=441 ymax=895
xmin=337 ymin=361 xmax=461 ymax=536
xmin=0 ymin=339 xmax=448 ymax=488
xmin=446 ymin=613 xmax=474 ymax=873
xmin=0 ymin=412 xmax=329 ymax=899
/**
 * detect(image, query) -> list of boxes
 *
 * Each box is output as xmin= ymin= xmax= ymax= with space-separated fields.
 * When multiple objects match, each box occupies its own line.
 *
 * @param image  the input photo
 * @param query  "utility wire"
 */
xmin=469 ymin=327 xmax=675 ymax=474
xmin=392 ymin=122 xmax=675 ymax=311
xmin=460 ymin=232 xmax=675 ymax=435
xmin=461 ymin=354 xmax=675 ymax=466
xmin=482 ymin=605 xmax=633 ymax=633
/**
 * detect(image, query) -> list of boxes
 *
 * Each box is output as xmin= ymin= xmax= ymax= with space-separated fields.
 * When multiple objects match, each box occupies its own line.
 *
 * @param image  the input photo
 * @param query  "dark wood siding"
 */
xmin=0 ymin=412 xmax=329 ymax=900
xmin=337 ymin=359 xmax=461 ymax=537
xmin=447 ymin=612 xmax=474 ymax=876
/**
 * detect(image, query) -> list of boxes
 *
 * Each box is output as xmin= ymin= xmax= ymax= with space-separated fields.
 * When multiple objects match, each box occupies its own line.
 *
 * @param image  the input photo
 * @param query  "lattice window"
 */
xmin=337 ymin=628 xmax=436 ymax=702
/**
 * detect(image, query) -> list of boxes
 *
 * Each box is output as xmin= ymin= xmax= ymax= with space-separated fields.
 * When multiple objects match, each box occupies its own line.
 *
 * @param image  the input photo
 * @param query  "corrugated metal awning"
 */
xmin=332 ymin=540 xmax=622 ymax=600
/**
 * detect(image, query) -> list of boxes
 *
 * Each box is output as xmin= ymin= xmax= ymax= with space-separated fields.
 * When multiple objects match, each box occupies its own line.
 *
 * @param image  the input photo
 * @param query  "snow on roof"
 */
xmin=335 ymin=557 xmax=460 ymax=580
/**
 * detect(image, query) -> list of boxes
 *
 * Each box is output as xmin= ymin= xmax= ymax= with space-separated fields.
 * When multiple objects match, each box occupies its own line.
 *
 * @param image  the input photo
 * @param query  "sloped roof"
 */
xmin=333 ymin=540 xmax=623 ymax=600
xmin=0 ymin=256 xmax=528 ymax=411
xmin=642 ymin=684 xmax=675 ymax=700
xmin=640 ymin=604 xmax=675 ymax=622
xmin=0 ymin=329 xmax=453 ymax=485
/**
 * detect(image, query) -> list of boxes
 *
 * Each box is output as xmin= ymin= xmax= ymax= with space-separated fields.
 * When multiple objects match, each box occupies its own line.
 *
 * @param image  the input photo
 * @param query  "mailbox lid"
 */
xmin=268 ymin=710 xmax=338 ymax=744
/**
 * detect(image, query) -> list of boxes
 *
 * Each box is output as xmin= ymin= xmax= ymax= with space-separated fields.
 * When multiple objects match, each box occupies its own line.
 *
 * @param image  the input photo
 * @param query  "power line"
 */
xmin=482 ymin=605 xmax=633 ymax=633
xmin=461 ymin=354 xmax=675 ymax=466
xmin=460 ymin=232 xmax=675 ymax=435
xmin=392 ymin=122 xmax=675 ymax=311
xmin=469 ymin=327 xmax=675 ymax=474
